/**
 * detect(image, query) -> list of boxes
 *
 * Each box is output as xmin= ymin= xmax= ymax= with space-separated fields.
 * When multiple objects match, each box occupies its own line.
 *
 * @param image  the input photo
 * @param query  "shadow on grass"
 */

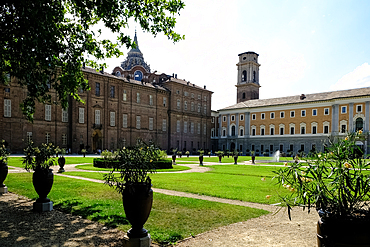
xmin=54 ymin=199 xmax=129 ymax=227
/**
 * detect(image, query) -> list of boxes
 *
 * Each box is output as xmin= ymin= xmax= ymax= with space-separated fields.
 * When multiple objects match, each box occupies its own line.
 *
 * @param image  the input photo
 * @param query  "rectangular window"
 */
xmin=203 ymin=105 xmax=207 ymax=114
xmin=4 ymin=99 xmax=11 ymax=117
xmin=62 ymin=134 xmax=67 ymax=145
xmin=110 ymin=112 xmax=115 ymax=126
xmin=198 ymin=95 xmax=201 ymax=100
xmin=270 ymin=145 xmax=274 ymax=152
xmin=123 ymin=114 xmax=128 ymax=128
xmin=177 ymin=99 xmax=180 ymax=109
xmin=324 ymin=108 xmax=329 ymax=115
xmin=270 ymin=127 xmax=274 ymax=135
xmin=300 ymin=144 xmax=305 ymax=152
xmin=191 ymin=122 xmax=194 ymax=134
xmin=149 ymin=95 xmax=153 ymax=106
xmin=79 ymin=108 xmax=84 ymax=123
xmin=261 ymin=128 xmax=265 ymax=135
xmin=163 ymin=97 xmax=167 ymax=107
xmin=149 ymin=117 xmax=153 ymax=130
xmin=280 ymin=145 xmax=284 ymax=152
xmin=341 ymin=106 xmax=347 ymax=113
xmin=357 ymin=105 xmax=362 ymax=112
xmin=341 ymin=124 xmax=346 ymax=133
xmin=95 ymin=83 xmax=100 ymax=96
xmin=45 ymin=133 xmax=50 ymax=143
xmin=280 ymin=127 xmax=284 ymax=135
xmin=197 ymin=123 xmax=200 ymax=134
xmin=290 ymin=127 xmax=295 ymax=135
xmin=45 ymin=104 xmax=51 ymax=121
xmin=280 ymin=111 xmax=285 ymax=118
xmin=252 ymin=128 xmax=256 ymax=136
xmin=197 ymin=103 xmax=201 ymax=113
xmin=252 ymin=114 xmax=256 ymax=120
xmin=62 ymin=109 xmax=68 ymax=122
xmin=301 ymin=126 xmax=305 ymax=134
xmin=240 ymin=114 xmax=244 ymax=121
xmin=191 ymin=93 xmax=194 ymax=98
xmin=162 ymin=119 xmax=167 ymax=131
xmin=270 ymin=112 xmax=275 ymax=119
xmin=223 ymin=116 xmax=226 ymax=122
xmin=251 ymin=145 xmax=255 ymax=151
xmin=203 ymin=124 xmax=206 ymax=135
xmin=137 ymin=93 xmax=140 ymax=103
xmin=184 ymin=101 xmax=188 ymax=110
xmin=301 ymin=110 xmax=306 ymax=117
xmin=27 ymin=132 xmax=32 ymax=143
xmin=204 ymin=96 xmax=207 ymax=101
xmin=177 ymin=120 xmax=180 ymax=132
xmin=261 ymin=145 xmax=264 ymax=152
xmin=312 ymin=109 xmax=317 ymax=116
xmin=290 ymin=111 xmax=295 ymax=117
xmin=290 ymin=144 xmax=294 ymax=152
xmin=95 ymin=110 xmax=101 ymax=125
xmin=324 ymin=125 xmax=329 ymax=134
xmin=184 ymin=121 xmax=188 ymax=133
xmin=261 ymin=113 xmax=265 ymax=120
xmin=110 ymin=86 xmax=115 ymax=98
xmin=136 ymin=116 xmax=141 ymax=129
xmin=312 ymin=126 xmax=317 ymax=134
xmin=123 ymin=90 xmax=127 ymax=101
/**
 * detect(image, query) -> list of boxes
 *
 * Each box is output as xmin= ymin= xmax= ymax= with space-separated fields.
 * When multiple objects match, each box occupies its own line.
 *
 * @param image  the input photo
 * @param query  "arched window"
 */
xmin=355 ymin=118 xmax=363 ymax=131
xmin=240 ymin=128 xmax=244 ymax=136
xmin=253 ymin=71 xmax=256 ymax=82
xmin=231 ymin=125 xmax=236 ymax=136
xmin=242 ymin=92 xmax=246 ymax=99
xmin=242 ymin=70 xmax=247 ymax=81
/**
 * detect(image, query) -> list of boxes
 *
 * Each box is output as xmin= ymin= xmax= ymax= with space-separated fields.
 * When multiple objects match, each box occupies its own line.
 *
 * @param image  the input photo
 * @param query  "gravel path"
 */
xmin=3 ymin=162 xmax=321 ymax=246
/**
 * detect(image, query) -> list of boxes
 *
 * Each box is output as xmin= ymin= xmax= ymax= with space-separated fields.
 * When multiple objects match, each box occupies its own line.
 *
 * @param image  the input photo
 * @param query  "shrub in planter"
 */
xmin=23 ymin=142 xmax=56 ymax=210
xmin=274 ymin=131 xmax=370 ymax=246
xmin=215 ymin=151 xmax=223 ymax=163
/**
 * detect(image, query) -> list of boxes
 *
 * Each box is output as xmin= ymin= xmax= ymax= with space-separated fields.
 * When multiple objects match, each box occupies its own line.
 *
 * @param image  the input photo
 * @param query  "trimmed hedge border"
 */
xmin=93 ymin=158 xmax=173 ymax=169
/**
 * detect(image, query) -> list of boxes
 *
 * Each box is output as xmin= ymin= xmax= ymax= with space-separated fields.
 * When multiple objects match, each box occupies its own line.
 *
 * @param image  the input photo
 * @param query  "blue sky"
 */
xmin=104 ymin=0 xmax=370 ymax=110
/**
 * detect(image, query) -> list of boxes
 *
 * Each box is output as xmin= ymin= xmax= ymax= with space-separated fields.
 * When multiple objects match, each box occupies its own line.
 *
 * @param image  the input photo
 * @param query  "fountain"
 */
xmin=273 ymin=150 xmax=280 ymax=162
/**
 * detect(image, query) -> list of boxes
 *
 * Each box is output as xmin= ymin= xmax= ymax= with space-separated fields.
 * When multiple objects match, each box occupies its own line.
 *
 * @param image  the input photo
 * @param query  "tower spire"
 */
xmin=134 ymin=29 xmax=139 ymax=49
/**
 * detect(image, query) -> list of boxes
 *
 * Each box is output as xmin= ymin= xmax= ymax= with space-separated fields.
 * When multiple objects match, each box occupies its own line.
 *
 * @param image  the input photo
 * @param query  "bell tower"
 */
xmin=236 ymin=51 xmax=261 ymax=103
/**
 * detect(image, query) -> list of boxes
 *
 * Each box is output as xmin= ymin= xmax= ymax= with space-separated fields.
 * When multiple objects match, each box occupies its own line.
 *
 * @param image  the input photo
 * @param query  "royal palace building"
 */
xmin=212 ymin=51 xmax=370 ymax=156
xmin=0 ymin=33 xmax=213 ymax=153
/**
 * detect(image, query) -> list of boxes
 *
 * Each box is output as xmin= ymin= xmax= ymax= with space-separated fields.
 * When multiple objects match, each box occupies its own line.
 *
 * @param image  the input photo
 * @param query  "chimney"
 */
xmin=187 ymin=82 xmax=189 ymax=85
xmin=83 ymin=62 xmax=85 ymax=69
xmin=204 ymin=85 xmax=206 ymax=89
xmin=100 ymin=67 xmax=104 ymax=74
xmin=300 ymin=94 xmax=306 ymax=100
xmin=175 ymin=74 xmax=177 ymax=78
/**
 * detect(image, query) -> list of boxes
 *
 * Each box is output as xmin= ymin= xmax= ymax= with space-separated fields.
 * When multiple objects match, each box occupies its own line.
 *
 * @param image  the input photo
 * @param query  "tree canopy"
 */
xmin=0 ymin=0 xmax=184 ymax=121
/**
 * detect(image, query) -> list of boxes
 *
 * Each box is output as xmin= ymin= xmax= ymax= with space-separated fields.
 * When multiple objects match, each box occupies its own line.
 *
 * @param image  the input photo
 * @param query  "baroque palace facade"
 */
xmin=211 ymin=52 xmax=370 ymax=156
xmin=0 ymin=33 xmax=213 ymax=153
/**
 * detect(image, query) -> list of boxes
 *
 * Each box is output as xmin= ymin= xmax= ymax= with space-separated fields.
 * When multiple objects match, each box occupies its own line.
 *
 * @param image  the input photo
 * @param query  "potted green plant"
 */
xmin=215 ymin=151 xmax=223 ymax=163
xmin=103 ymin=141 xmax=159 ymax=239
xmin=185 ymin=150 xmax=190 ymax=158
xmin=81 ymin=148 xmax=87 ymax=157
xmin=57 ymin=148 xmax=66 ymax=173
xmin=177 ymin=150 xmax=182 ymax=158
xmin=251 ymin=150 xmax=255 ymax=164
xmin=0 ymin=140 xmax=10 ymax=194
xmin=198 ymin=150 xmax=204 ymax=166
xmin=23 ymin=142 xmax=56 ymax=211
xmin=273 ymin=131 xmax=370 ymax=246
xmin=171 ymin=149 xmax=177 ymax=165
xmin=233 ymin=150 xmax=239 ymax=165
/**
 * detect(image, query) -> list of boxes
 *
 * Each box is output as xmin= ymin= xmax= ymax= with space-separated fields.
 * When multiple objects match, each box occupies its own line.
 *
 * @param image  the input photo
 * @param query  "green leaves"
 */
xmin=1 ymin=0 xmax=184 ymax=121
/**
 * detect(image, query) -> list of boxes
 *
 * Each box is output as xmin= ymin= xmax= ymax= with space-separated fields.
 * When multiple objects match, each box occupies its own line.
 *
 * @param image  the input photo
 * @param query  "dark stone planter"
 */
xmin=218 ymin=156 xmax=222 ymax=163
xmin=199 ymin=156 xmax=203 ymax=166
xmin=33 ymin=168 xmax=54 ymax=203
xmin=58 ymin=157 xmax=65 ymax=173
xmin=317 ymin=217 xmax=370 ymax=246
xmin=251 ymin=156 xmax=255 ymax=164
xmin=122 ymin=183 xmax=153 ymax=238
xmin=172 ymin=155 xmax=176 ymax=165
xmin=0 ymin=162 xmax=8 ymax=187
xmin=234 ymin=156 xmax=238 ymax=164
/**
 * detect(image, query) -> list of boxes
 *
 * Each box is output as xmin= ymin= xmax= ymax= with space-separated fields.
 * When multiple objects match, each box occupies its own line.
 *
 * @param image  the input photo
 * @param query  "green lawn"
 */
xmin=75 ymin=163 xmax=191 ymax=172
xmin=5 ymin=173 xmax=268 ymax=245
xmin=7 ymin=156 xmax=94 ymax=168
xmin=63 ymin=165 xmax=289 ymax=204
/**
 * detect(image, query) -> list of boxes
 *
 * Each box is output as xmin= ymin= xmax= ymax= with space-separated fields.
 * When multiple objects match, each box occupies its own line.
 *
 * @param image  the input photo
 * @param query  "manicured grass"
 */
xmin=75 ymin=163 xmax=191 ymax=172
xmin=63 ymin=165 xmax=289 ymax=204
xmin=7 ymin=157 xmax=24 ymax=168
xmin=5 ymin=173 xmax=268 ymax=245
xmin=7 ymin=156 xmax=94 ymax=168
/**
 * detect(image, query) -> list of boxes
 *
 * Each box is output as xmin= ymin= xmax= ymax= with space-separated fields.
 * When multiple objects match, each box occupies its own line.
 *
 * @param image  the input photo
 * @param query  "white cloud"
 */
xmin=330 ymin=63 xmax=370 ymax=91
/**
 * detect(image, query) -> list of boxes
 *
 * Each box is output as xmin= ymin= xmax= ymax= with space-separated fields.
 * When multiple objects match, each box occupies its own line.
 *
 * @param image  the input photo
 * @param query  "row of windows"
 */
xmin=251 ymin=108 xmax=329 ymax=120
xmin=250 ymin=124 xmax=330 ymax=136
xmin=26 ymin=132 xmax=68 ymax=146
xmin=176 ymin=99 xmax=207 ymax=114
xmin=222 ymin=114 xmax=245 ymax=122
xmin=176 ymin=90 xmax=208 ymax=101
xmin=250 ymin=143 xmax=315 ymax=153
xmin=176 ymin=120 xmax=207 ymax=135
xmin=341 ymin=105 xmax=363 ymax=114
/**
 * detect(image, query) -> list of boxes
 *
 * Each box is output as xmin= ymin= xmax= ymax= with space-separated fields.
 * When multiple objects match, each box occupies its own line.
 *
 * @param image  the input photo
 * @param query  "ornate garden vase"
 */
xmin=234 ymin=156 xmax=238 ymax=164
xmin=199 ymin=156 xmax=203 ymax=166
xmin=0 ymin=161 xmax=8 ymax=188
xmin=58 ymin=156 xmax=66 ymax=173
xmin=122 ymin=183 xmax=153 ymax=238
xmin=32 ymin=168 xmax=54 ymax=203
xmin=317 ymin=216 xmax=370 ymax=246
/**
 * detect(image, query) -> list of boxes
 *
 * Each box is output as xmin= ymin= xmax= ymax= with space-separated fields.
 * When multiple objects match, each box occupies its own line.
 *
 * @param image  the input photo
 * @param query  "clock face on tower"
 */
xmin=134 ymin=70 xmax=143 ymax=81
